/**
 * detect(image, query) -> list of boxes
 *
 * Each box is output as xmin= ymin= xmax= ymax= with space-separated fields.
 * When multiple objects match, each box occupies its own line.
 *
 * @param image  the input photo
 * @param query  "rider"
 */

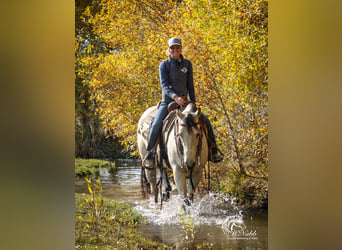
xmin=144 ymin=37 xmax=223 ymax=168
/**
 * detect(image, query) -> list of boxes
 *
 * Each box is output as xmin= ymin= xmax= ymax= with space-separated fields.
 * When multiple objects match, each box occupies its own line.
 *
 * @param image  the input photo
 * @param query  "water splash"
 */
xmin=75 ymin=160 xmax=267 ymax=248
xmin=132 ymin=192 xmax=243 ymax=226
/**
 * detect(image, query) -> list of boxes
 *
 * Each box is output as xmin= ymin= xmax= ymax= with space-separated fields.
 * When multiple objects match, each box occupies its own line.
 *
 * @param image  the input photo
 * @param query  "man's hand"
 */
xmin=174 ymin=95 xmax=186 ymax=106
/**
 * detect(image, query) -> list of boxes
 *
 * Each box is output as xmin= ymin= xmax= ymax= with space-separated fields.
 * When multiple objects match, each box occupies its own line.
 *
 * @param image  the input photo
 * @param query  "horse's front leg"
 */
xmin=144 ymin=167 xmax=158 ymax=203
xmin=173 ymin=166 xmax=187 ymax=200
xmin=187 ymin=166 xmax=203 ymax=202
xmin=162 ymin=169 xmax=171 ymax=202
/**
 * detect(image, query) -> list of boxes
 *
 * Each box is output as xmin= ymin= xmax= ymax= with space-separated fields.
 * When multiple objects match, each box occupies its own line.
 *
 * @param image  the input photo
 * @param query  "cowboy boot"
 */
xmin=212 ymin=152 xmax=223 ymax=163
xmin=211 ymin=147 xmax=223 ymax=163
xmin=144 ymin=151 xmax=155 ymax=168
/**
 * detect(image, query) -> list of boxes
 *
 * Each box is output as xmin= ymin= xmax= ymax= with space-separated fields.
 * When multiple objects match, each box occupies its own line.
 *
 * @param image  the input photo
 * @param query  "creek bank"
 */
xmin=75 ymin=159 xmax=268 ymax=248
xmin=75 ymin=158 xmax=115 ymax=178
xmin=196 ymin=160 xmax=268 ymax=211
xmin=75 ymin=193 xmax=172 ymax=249
xmin=75 ymin=160 xmax=173 ymax=248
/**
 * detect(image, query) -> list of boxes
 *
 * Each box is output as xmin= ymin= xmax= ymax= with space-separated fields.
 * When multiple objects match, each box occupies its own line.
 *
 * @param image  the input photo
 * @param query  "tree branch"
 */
xmin=206 ymin=63 xmax=246 ymax=175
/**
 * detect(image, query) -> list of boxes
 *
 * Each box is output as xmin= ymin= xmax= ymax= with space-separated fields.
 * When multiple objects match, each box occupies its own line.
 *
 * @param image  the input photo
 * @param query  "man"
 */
xmin=144 ymin=37 xmax=223 ymax=167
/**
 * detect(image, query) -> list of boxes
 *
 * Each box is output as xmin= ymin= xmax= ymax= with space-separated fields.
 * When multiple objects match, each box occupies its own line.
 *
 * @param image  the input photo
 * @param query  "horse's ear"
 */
xmin=195 ymin=107 xmax=201 ymax=118
xmin=176 ymin=109 xmax=184 ymax=119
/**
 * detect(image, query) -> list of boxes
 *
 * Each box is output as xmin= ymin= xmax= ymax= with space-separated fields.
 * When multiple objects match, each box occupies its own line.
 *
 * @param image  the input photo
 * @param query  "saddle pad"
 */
xmin=162 ymin=110 xmax=177 ymax=144
xmin=137 ymin=106 xmax=158 ymax=141
xmin=137 ymin=106 xmax=177 ymax=143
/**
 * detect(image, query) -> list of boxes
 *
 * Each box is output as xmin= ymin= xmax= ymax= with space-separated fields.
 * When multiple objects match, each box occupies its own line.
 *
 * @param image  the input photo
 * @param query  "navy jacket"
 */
xmin=159 ymin=54 xmax=196 ymax=104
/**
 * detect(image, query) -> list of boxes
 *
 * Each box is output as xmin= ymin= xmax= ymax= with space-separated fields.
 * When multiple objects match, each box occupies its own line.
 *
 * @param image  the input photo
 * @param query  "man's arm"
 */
xmin=159 ymin=61 xmax=177 ymax=99
xmin=187 ymin=61 xmax=196 ymax=102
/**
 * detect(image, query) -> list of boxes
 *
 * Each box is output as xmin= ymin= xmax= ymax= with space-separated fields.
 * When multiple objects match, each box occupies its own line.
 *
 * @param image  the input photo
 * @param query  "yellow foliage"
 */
xmin=76 ymin=0 xmax=268 ymax=176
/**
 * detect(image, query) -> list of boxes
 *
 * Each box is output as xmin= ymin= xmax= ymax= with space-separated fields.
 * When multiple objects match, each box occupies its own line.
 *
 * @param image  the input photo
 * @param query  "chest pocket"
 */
xmin=167 ymin=59 xmax=189 ymax=86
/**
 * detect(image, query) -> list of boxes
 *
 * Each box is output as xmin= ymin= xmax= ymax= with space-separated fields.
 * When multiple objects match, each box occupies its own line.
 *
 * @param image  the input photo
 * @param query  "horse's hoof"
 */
xmin=184 ymin=198 xmax=192 ymax=206
xmin=162 ymin=192 xmax=170 ymax=202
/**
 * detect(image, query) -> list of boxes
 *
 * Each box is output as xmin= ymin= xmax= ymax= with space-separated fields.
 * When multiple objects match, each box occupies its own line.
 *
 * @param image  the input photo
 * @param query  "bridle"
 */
xmin=174 ymin=116 xmax=203 ymax=170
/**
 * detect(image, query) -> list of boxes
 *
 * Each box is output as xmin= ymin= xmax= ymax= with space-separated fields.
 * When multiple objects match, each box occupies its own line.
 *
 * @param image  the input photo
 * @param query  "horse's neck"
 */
xmin=165 ymin=119 xmax=179 ymax=154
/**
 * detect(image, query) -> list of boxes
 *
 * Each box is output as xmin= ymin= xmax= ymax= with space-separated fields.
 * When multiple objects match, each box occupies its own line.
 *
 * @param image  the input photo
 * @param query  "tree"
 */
xmin=77 ymin=0 xmax=268 ymax=200
xmin=75 ymin=0 xmax=125 ymax=158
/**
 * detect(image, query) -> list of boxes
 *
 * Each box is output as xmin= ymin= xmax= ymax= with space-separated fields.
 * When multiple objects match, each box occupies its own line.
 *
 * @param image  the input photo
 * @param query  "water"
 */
xmin=75 ymin=159 xmax=268 ymax=249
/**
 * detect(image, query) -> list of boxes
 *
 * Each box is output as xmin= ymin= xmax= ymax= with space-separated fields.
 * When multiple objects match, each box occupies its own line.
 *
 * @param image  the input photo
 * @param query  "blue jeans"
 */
xmin=146 ymin=102 xmax=169 ymax=151
xmin=146 ymin=102 xmax=218 ymax=155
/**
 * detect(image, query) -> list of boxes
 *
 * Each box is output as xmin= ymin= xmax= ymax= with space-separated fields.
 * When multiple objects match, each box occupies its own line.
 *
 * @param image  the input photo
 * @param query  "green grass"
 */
xmin=198 ymin=161 xmax=268 ymax=209
xmin=215 ymin=167 xmax=268 ymax=209
xmin=75 ymin=158 xmax=115 ymax=178
xmin=75 ymin=193 xmax=172 ymax=249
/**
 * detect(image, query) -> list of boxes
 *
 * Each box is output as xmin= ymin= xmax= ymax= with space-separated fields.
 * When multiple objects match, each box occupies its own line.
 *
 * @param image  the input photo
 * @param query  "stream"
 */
xmin=75 ymin=159 xmax=268 ymax=249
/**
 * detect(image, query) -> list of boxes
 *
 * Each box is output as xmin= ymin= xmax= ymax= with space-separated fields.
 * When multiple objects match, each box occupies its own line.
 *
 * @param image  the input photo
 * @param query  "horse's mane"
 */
xmin=184 ymin=114 xmax=196 ymax=128
xmin=182 ymin=103 xmax=198 ymax=133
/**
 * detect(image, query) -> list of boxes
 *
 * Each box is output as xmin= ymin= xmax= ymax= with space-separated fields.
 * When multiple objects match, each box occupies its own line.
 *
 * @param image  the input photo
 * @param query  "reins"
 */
xmin=174 ymin=118 xmax=185 ymax=169
xmin=174 ymin=118 xmax=203 ymax=168
xmin=174 ymin=114 xmax=204 ymax=192
xmin=174 ymin=118 xmax=203 ymax=169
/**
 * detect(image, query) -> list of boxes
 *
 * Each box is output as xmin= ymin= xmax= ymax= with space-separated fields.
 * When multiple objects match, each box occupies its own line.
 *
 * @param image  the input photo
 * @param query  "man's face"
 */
xmin=169 ymin=45 xmax=182 ymax=60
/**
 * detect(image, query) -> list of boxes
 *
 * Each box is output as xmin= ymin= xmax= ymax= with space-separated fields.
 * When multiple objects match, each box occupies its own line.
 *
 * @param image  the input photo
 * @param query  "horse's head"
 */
xmin=176 ymin=106 xmax=202 ymax=169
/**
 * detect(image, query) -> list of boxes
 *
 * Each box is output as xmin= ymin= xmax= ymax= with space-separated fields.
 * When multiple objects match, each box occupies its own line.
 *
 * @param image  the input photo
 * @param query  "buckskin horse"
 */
xmin=137 ymin=102 xmax=208 ymax=206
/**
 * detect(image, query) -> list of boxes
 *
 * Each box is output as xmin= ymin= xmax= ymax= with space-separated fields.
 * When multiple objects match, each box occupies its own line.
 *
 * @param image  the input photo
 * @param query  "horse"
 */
xmin=137 ymin=102 xmax=209 ymax=205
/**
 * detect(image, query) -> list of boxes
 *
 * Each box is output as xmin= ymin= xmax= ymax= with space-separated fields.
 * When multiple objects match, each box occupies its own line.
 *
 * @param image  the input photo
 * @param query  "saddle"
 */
xmin=138 ymin=101 xmax=208 ymax=149
xmin=138 ymin=101 xmax=180 ymax=142
xmin=138 ymin=106 xmax=158 ymax=141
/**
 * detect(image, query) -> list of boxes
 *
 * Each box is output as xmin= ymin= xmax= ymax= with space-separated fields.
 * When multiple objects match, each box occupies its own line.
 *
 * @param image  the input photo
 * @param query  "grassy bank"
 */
xmin=211 ymin=160 xmax=268 ymax=209
xmin=75 ymin=192 xmax=171 ymax=249
xmin=196 ymin=160 xmax=268 ymax=210
xmin=75 ymin=158 xmax=115 ymax=178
